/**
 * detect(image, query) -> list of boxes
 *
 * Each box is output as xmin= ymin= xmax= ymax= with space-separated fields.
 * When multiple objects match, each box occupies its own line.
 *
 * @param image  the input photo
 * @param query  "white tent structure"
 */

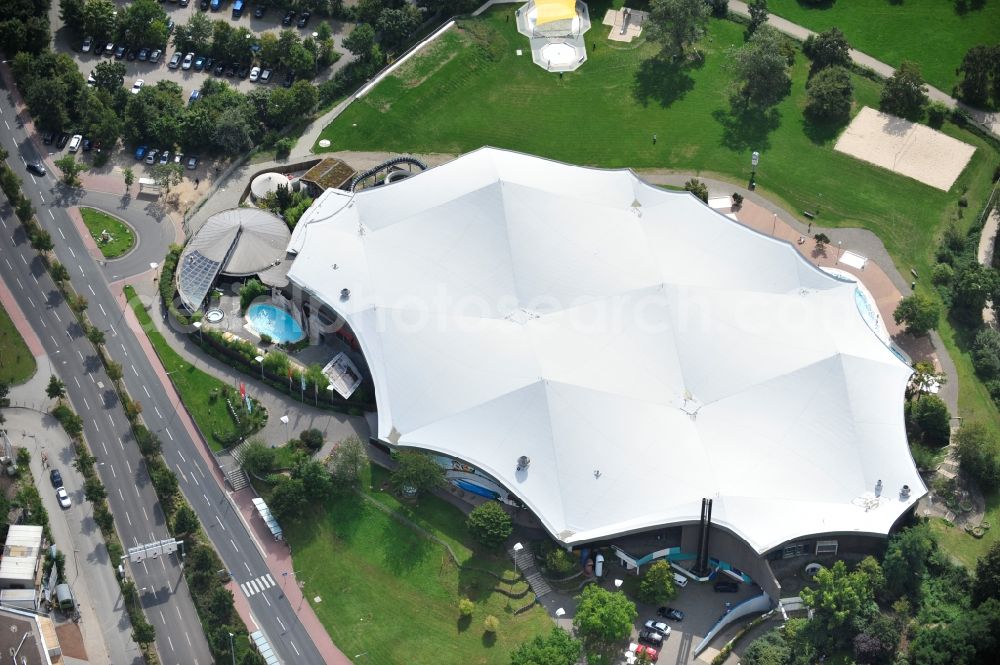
xmin=286 ymin=147 xmax=924 ymax=554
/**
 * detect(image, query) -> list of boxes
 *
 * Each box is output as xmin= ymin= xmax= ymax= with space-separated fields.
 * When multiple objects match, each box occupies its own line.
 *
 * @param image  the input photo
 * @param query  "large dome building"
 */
xmin=283 ymin=148 xmax=924 ymax=600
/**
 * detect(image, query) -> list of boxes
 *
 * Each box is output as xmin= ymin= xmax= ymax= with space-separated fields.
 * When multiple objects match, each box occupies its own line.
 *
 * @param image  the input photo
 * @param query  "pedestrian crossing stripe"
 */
xmin=240 ymin=573 xmax=276 ymax=597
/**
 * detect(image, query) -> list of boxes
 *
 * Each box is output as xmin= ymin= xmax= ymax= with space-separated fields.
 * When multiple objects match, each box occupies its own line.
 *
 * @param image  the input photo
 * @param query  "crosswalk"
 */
xmin=240 ymin=573 xmax=277 ymax=597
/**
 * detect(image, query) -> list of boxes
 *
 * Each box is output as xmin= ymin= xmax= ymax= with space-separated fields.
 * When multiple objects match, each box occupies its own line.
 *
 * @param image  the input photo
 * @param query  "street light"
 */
xmin=228 ymin=632 xmax=235 ymax=665
xmin=750 ymin=150 xmax=760 ymax=190
xmin=510 ymin=542 xmax=524 ymax=607
xmin=280 ymin=414 xmax=290 ymax=442
xmin=614 ymin=578 xmax=623 ymax=589
xmin=837 ymin=240 xmax=843 ymax=263
xmin=255 ymin=355 xmax=264 ymax=380
xmin=555 ymin=608 xmax=566 ymax=618
xmin=193 ymin=320 xmax=203 ymax=343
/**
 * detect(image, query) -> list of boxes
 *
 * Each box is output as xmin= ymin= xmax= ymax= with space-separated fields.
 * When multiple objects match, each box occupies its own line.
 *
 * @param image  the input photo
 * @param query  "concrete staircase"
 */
xmin=513 ymin=546 xmax=552 ymax=599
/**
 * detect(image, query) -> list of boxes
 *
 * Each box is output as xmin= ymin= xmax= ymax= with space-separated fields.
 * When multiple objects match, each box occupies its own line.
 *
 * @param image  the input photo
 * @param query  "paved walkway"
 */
xmin=728 ymin=1 xmax=1000 ymax=138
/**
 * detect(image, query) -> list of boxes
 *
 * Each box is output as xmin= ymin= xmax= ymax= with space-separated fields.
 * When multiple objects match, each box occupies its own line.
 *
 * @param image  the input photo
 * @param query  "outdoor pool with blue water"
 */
xmin=247 ymin=303 xmax=305 ymax=344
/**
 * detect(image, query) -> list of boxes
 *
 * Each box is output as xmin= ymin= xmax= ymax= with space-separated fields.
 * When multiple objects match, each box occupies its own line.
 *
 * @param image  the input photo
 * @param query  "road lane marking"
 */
xmin=51 ymin=335 xmax=58 ymax=345
xmin=166 ymin=635 xmax=173 ymax=651
xmin=177 ymin=607 xmax=183 ymax=621
xmin=125 ymin=459 xmax=132 ymax=474
xmin=244 ymin=562 xmax=252 ymax=573
xmin=78 ymin=265 xmax=84 ymax=276
xmin=230 ymin=538 xmax=239 ymax=552
xmin=141 ymin=506 xmax=148 ymax=521
xmin=131 ymin=364 xmax=138 ymax=376
xmin=110 ymin=465 xmax=116 ymax=478
xmin=109 ymin=323 xmax=117 ymax=335
xmin=68 ymin=247 xmax=75 ymax=258
xmin=31 ymin=274 xmax=38 ymax=284
xmin=191 ymin=474 xmax=199 ymax=486
xmin=27 ymin=296 xmax=34 ymax=308
xmin=119 ymin=489 xmax=124 ymax=501
xmin=215 ymin=515 xmax=225 ymax=530
xmin=77 ymin=350 xmax=83 ymax=360
xmin=107 ymin=413 xmax=114 ymax=426
xmin=276 ymin=617 xmax=285 ymax=632
xmin=165 ymin=427 xmax=173 ymax=441
xmin=142 ymin=385 xmax=150 ymax=397
xmin=30 ymin=174 xmax=37 ymax=185
xmin=98 ymin=303 xmax=106 ymax=316
xmin=3 ymin=258 xmax=10 ymax=269
xmin=39 ymin=319 xmax=45 ymax=328
xmin=73 ymin=376 xmax=81 ymax=388
xmin=48 ymin=209 xmax=53 ymax=220
xmin=88 ymin=284 xmax=95 ymax=296
xmin=58 ymin=228 xmax=65 ymax=239
xmin=20 ymin=254 xmax=27 ymax=264
xmin=185 ymin=631 xmax=191 ymax=647
xmin=82 ymin=397 xmax=89 ymax=409
xmin=204 ymin=493 xmax=210 ymax=504
xmin=119 ymin=436 xmax=125 ymax=450
xmin=101 ymin=441 xmax=108 ymax=455
xmin=53 ymin=310 xmax=61 ymax=322
xmin=196 ymin=464 xmax=206 ymax=479
xmin=125 ymin=512 xmax=131 ymax=526
xmin=290 ymin=641 xmax=299 ymax=656
xmin=92 ymin=418 xmax=99 ymax=432
xmin=174 ymin=464 xmax=188 ymax=483
xmin=177 ymin=450 xmax=185 ymax=462
xmin=161 ymin=611 xmax=167 ymax=626
xmin=15 ymin=277 xmax=23 ymax=289
xmin=120 ymin=342 xmax=126 ymax=355
xmin=154 ymin=406 xmax=162 ymax=418
xmin=2 ymin=120 xmax=6 ymax=129
xmin=37 ymin=192 xmax=42 ymax=201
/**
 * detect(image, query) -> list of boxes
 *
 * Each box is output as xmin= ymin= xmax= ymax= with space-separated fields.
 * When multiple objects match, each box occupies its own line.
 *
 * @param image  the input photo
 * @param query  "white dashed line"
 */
xmin=88 ymin=284 xmax=95 ymax=296
xmin=3 ymin=258 xmax=10 ymax=269
xmin=119 ymin=436 xmax=125 ymax=450
xmin=143 ymin=385 xmax=150 ymax=397
xmin=53 ymin=310 xmax=61 ymax=322
xmin=290 ymin=641 xmax=300 ymax=656
xmin=58 ymin=228 xmax=65 ymax=240
xmin=101 ymin=441 xmax=108 ymax=455
xmin=120 ymin=342 xmax=126 ymax=355
xmin=165 ymin=427 xmax=173 ymax=441
xmin=73 ymin=376 xmax=81 ymax=388
xmin=82 ymin=397 xmax=89 ymax=410
xmin=15 ymin=277 xmax=23 ymax=289
xmin=78 ymin=265 xmax=84 ymax=276
xmin=27 ymin=296 xmax=34 ymax=308
xmin=68 ymin=247 xmax=75 ymax=258
xmin=154 ymin=406 xmax=163 ymax=418
xmin=109 ymin=465 xmax=116 ymax=478
xmin=118 ymin=488 xmax=125 ymax=501
xmin=131 ymin=364 xmax=138 ymax=376
xmin=141 ymin=506 xmax=148 ymax=521
xmin=107 ymin=413 xmax=114 ymax=426
xmin=230 ymin=538 xmax=239 ymax=552
xmin=98 ymin=303 xmax=106 ymax=316
xmin=92 ymin=418 xmax=99 ymax=432
xmin=109 ymin=323 xmax=117 ymax=335
xmin=48 ymin=209 xmax=54 ymax=220
xmin=215 ymin=515 xmax=225 ymax=530
xmin=125 ymin=512 xmax=132 ymax=526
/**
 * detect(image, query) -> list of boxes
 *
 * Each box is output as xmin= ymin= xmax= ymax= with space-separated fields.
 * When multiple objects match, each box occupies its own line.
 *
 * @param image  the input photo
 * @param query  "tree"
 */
xmin=60 ymin=0 xmax=87 ymax=32
xmin=23 ymin=77 xmax=70 ymax=132
xmin=270 ymin=477 xmax=308 ymax=519
xmin=893 ymin=293 xmax=941 ymax=336
xmin=726 ymin=26 xmax=792 ymax=109
xmin=803 ymin=27 xmax=851 ymax=73
xmin=343 ymin=23 xmax=377 ymax=61
xmin=327 ymin=436 xmax=368 ymax=490
xmin=741 ymin=630 xmax=791 ymax=665
xmin=683 ymin=177 xmax=708 ymax=203
xmin=46 ymin=375 xmax=66 ymax=401
xmin=572 ymin=585 xmax=637 ymax=652
xmin=390 ymin=450 xmax=444 ymax=496
xmin=509 ymin=626 xmax=582 ymax=665
xmin=82 ymin=0 xmax=118 ymax=44
xmin=292 ymin=459 xmax=333 ymax=499
xmin=638 ymin=560 xmax=678 ymax=604
xmin=458 ymin=597 xmax=474 ymax=617
xmin=856 ymin=555 xmax=886 ymax=600
xmin=483 ymin=614 xmax=499 ymax=633
xmin=852 ymin=614 xmax=900 ymax=665
xmin=30 ymin=229 xmax=54 ymax=252
xmin=86 ymin=325 xmax=106 ymax=346
xmin=117 ymin=0 xmax=168 ymax=50
xmin=952 ymin=262 xmax=999 ymax=321
xmin=132 ymin=619 xmax=156 ymax=646
xmin=955 ymin=421 xmax=1000 ymax=491
xmin=84 ymin=476 xmax=107 ymax=503
xmin=647 ymin=0 xmax=709 ymax=60
xmin=973 ymin=327 xmax=1000 ymax=379
xmin=92 ymin=60 xmax=126 ymax=93
xmin=123 ymin=166 xmax=134 ymax=191
xmin=973 ymin=541 xmax=1000 ymax=606
xmin=213 ymin=106 xmax=255 ymax=154
xmin=799 ymin=560 xmax=873 ymax=649
xmin=239 ymin=439 xmax=276 ymax=477
xmin=150 ymin=163 xmax=184 ymax=193
xmin=51 ymin=260 xmax=70 ymax=284
xmin=465 ymin=501 xmax=512 ymax=548
xmin=880 ymin=60 xmax=929 ymax=121
xmin=174 ymin=10 xmax=213 ymax=54
xmin=956 ymin=45 xmax=998 ymax=107
xmin=904 ymin=394 xmax=951 ymax=447
xmin=172 ymin=503 xmax=200 ymax=537
xmin=805 ymin=65 xmax=853 ymax=122
xmin=545 ymin=548 xmax=577 ymax=576
xmin=747 ymin=0 xmax=768 ymax=37
xmin=105 ymin=360 xmax=123 ymax=383
xmin=79 ymin=90 xmax=122 ymax=154
xmin=883 ymin=523 xmax=934 ymax=601
xmin=299 ymin=428 xmax=324 ymax=451
xmin=377 ymin=6 xmax=421 ymax=49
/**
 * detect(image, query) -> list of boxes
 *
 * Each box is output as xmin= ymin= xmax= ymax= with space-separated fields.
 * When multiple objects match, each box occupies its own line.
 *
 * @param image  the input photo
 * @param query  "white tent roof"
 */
xmin=287 ymin=148 xmax=924 ymax=553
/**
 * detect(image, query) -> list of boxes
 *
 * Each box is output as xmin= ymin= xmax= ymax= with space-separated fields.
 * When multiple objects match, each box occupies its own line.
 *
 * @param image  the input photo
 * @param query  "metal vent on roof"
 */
xmin=517 ymin=456 xmax=530 ymax=471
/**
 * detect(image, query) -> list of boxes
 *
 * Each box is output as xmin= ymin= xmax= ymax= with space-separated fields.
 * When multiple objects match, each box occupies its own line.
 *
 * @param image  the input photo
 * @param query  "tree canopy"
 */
xmin=647 ymin=0 xmax=709 ymax=60
xmin=465 ymin=501 xmax=513 ymax=549
xmin=880 ymin=60 xmax=929 ymax=121
xmin=904 ymin=394 xmax=951 ymax=447
xmin=805 ymin=65 xmax=853 ymax=122
xmin=725 ymin=26 xmax=792 ymax=109
xmin=638 ymin=560 xmax=678 ymax=604
xmin=572 ymin=585 xmax=637 ymax=652
xmin=803 ymin=27 xmax=851 ymax=73
xmin=893 ymin=293 xmax=941 ymax=336
xmin=509 ymin=627 xmax=582 ymax=665
xmin=390 ymin=451 xmax=445 ymax=496
xmin=799 ymin=560 xmax=874 ymax=649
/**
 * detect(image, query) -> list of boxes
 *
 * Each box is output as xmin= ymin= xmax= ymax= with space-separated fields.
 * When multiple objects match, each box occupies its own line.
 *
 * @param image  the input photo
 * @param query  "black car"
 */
xmin=224 ymin=64 xmax=236 ymax=77
xmin=638 ymin=628 xmax=664 ymax=646
xmin=138 ymin=48 xmax=149 ymax=61
xmin=297 ymin=11 xmax=310 ymax=28
xmin=213 ymin=62 xmax=225 ymax=75
xmin=56 ymin=133 xmax=69 ymax=149
xmin=126 ymin=49 xmax=137 ymax=61
xmin=50 ymin=468 xmax=63 ymax=487
xmin=179 ymin=0 xmax=189 ymax=5
xmin=199 ymin=0 xmax=209 ymax=9
xmin=713 ymin=580 xmax=739 ymax=593
xmin=27 ymin=162 xmax=46 ymax=177
xmin=114 ymin=44 xmax=126 ymax=59
xmin=253 ymin=4 xmax=265 ymax=18
xmin=204 ymin=57 xmax=215 ymax=71
xmin=82 ymin=138 xmax=92 ymax=152
xmin=282 ymin=10 xmax=296 ymax=26
xmin=282 ymin=71 xmax=294 ymax=88
xmin=42 ymin=131 xmax=55 ymax=145
xmin=657 ymin=607 xmax=684 ymax=621
xmin=236 ymin=64 xmax=249 ymax=78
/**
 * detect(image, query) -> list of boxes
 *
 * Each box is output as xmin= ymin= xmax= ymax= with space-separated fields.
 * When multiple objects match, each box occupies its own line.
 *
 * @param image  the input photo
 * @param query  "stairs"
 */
xmin=226 ymin=440 xmax=252 ymax=491
xmin=513 ymin=547 xmax=552 ymax=599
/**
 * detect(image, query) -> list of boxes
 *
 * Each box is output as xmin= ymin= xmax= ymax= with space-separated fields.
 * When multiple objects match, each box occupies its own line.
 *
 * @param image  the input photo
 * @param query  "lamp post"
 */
xmin=193 ymin=320 xmax=203 ymax=343
xmin=750 ymin=151 xmax=760 ymax=190
xmin=837 ymin=240 xmax=843 ymax=263
xmin=255 ymin=355 xmax=264 ymax=380
xmin=227 ymin=632 xmax=235 ymax=665
xmin=280 ymin=414 xmax=289 ymax=443
xmin=614 ymin=578 xmax=623 ymax=589
xmin=555 ymin=607 xmax=566 ymax=618
xmin=510 ymin=542 xmax=523 ymax=607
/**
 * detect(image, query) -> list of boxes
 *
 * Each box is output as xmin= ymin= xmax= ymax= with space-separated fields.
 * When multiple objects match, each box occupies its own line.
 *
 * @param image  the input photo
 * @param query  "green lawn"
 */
xmin=283 ymin=465 xmax=552 ymax=664
xmin=768 ymin=0 xmax=999 ymax=96
xmin=80 ymin=207 xmax=135 ymax=259
xmin=123 ymin=285 xmax=244 ymax=451
xmin=0 ymin=303 xmax=36 ymax=385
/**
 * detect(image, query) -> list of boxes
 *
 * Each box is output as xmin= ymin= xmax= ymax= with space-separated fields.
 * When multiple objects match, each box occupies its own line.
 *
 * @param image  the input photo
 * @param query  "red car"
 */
xmin=635 ymin=644 xmax=659 ymax=661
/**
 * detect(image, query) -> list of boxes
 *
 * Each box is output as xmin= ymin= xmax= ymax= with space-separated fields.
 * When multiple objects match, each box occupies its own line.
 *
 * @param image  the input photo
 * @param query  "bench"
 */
xmin=802 ymin=210 xmax=816 ymax=219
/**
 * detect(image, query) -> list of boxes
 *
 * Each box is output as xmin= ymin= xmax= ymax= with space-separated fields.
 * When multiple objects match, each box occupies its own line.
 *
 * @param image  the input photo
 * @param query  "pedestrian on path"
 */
xmin=652 ymin=134 xmax=657 ymax=145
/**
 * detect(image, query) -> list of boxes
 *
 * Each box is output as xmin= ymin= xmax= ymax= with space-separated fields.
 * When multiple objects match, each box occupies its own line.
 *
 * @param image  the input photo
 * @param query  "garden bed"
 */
xmin=80 ymin=207 xmax=135 ymax=259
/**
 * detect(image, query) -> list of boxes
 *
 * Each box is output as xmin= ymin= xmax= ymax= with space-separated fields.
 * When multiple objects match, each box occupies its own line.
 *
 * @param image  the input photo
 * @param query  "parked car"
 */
xmin=56 ymin=487 xmax=72 ymax=509
xmin=173 ymin=152 xmax=184 ymax=165
xmin=189 ymin=89 xmax=200 ymax=104
xmin=68 ymin=134 xmax=83 ymax=152
xmin=638 ymin=628 xmax=663 ymax=646
xmin=213 ymin=62 xmax=225 ymax=76
xmin=643 ymin=619 xmax=670 ymax=636
xmin=131 ymin=79 xmax=144 ymax=94
xmin=135 ymin=145 xmax=148 ymax=160
xmin=224 ymin=63 xmax=236 ymax=77
xmin=166 ymin=18 xmax=175 ymax=34
xmin=186 ymin=155 xmax=199 ymax=170
xmin=87 ymin=71 xmax=96 ymax=86
xmin=199 ymin=0 xmax=209 ymax=9
xmin=282 ymin=10 xmax=296 ymax=26
xmin=114 ymin=44 xmax=126 ymax=59
xmin=169 ymin=52 xmax=182 ymax=68
xmin=204 ymin=57 xmax=215 ymax=71
xmin=81 ymin=36 xmax=93 ymax=53
xmin=248 ymin=65 xmax=260 ymax=82
xmin=656 ymin=607 xmax=684 ymax=621
xmin=236 ymin=64 xmax=249 ymax=79
xmin=82 ymin=138 xmax=92 ymax=152
xmin=42 ymin=131 xmax=55 ymax=144
xmin=673 ymin=572 xmax=688 ymax=588
xmin=126 ymin=49 xmax=137 ymax=61
xmin=56 ymin=133 xmax=70 ymax=149
xmin=159 ymin=150 xmax=170 ymax=165
xmin=145 ymin=149 xmax=158 ymax=165
xmin=194 ymin=55 xmax=206 ymax=71
xmin=50 ymin=468 xmax=63 ymax=487
xmin=182 ymin=52 xmax=194 ymax=70
xmin=179 ymin=0 xmax=189 ymax=6
xmin=104 ymin=42 xmax=114 ymax=57
xmin=634 ymin=644 xmax=659 ymax=662
xmin=253 ymin=4 xmax=266 ymax=18
xmin=282 ymin=71 xmax=294 ymax=88
xmin=138 ymin=48 xmax=149 ymax=61
xmin=297 ymin=11 xmax=310 ymax=28
xmin=259 ymin=67 xmax=272 ymax=84
xmin=713 ymin=580 xmax=739 ymax=593
xmin=232 ymin=0 xmax=245 ymax=19
xmin=210 ymin=0 xmax=220 ymax=10
xmin=150 ymin=49 xmax=162 ymax=63
xmin=26 ymin=162 xmax=46 ymax=177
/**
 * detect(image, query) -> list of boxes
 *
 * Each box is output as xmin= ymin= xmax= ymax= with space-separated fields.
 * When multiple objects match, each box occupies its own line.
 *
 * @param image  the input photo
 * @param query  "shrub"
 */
xmin=931 ymin=263 xmax=955 ymax=286
xmin=955 ymin=422 xmax=1000 ymax=491
xmin=259 ymin=333 xmax=272 ymax=345
xmin=638 ymin=560 xmax=678 ymax=604
xmin=483 ymin=615 xmax=499 ymax=633
xmin=707 ymin=0 xmax=728 ymax=18
xmin=904 ymin=394 xmax=951 ymax=446
xmin=927 ymin=101 xmax=950 ymax=128
xmin=466 ymin=501 xmax=513 ymax=549
xmin=545 ymin=548 xmax=577 ymax=576
xmin=972 ymin=327 xmax=1000 ymax=379
xmin=458 ymin=597 xmax=475 ymax=617
xmin=327 ymin=436 xmax=368 ymax=491
xmin=299 ymin=428 xmax=324 ymax=451
xmin=239 ymin=279 xmax=268 ymax=313
xmin=275 ymin=138 xmax=294 ymax=159
xmin=684 ymin=178 xmax=709 ymax=203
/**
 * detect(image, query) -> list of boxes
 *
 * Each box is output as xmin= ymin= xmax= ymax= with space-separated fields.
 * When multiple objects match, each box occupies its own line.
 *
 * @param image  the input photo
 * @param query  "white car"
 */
xmin=56 ymin=487 xmax=71 ymax=509
xmin=249 ymin=66 xmax=260 ymax=82
xmin=130 ymin=79 xmax=144 ymax=95
xmin=68 ymin=134 xmax=83 ymax=152
xmin=182 ymin=52 xmax=194 ymax=70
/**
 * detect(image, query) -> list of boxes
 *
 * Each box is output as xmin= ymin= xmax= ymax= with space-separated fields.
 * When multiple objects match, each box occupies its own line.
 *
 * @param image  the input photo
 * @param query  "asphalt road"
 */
xmin=2 ymin=74 xmax=327 ymax=665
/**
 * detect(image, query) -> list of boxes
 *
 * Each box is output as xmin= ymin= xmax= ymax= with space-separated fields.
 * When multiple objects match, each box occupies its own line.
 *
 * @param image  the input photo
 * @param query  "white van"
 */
xmin=68 ymin=134 xmax=83 ymax=152
xmin=673 ymin=572 xmax=688 ymax=588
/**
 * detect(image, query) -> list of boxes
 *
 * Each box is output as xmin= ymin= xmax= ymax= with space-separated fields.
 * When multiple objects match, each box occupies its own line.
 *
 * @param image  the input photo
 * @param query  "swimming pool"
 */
xmin=247 ymin=304 xmax=305 ymax=344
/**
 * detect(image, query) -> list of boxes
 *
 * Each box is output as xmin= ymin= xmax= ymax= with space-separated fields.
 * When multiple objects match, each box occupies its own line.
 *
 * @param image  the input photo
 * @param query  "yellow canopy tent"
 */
xmin=534 ymin=0 xmax=576 ymax=26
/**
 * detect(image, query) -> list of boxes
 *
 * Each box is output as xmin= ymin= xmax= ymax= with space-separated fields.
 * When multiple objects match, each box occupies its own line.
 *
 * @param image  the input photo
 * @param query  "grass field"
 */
xmin=123 ymin=285 xmax=242 ymax=451
xmin=768 ymin=0 xmax=1000 ymax=96
xmin=283 ymin=465 xmax=552 ymax=665
xmin=0 ymin=303 xmax=36 ymax=385
xmin=80 ymin=207 xmax=135 ymax=259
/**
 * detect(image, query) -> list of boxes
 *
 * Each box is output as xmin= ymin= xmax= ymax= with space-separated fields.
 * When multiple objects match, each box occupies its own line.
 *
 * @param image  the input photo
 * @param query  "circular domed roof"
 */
xmin=250 ymin=172 xmax=290 ymax=201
